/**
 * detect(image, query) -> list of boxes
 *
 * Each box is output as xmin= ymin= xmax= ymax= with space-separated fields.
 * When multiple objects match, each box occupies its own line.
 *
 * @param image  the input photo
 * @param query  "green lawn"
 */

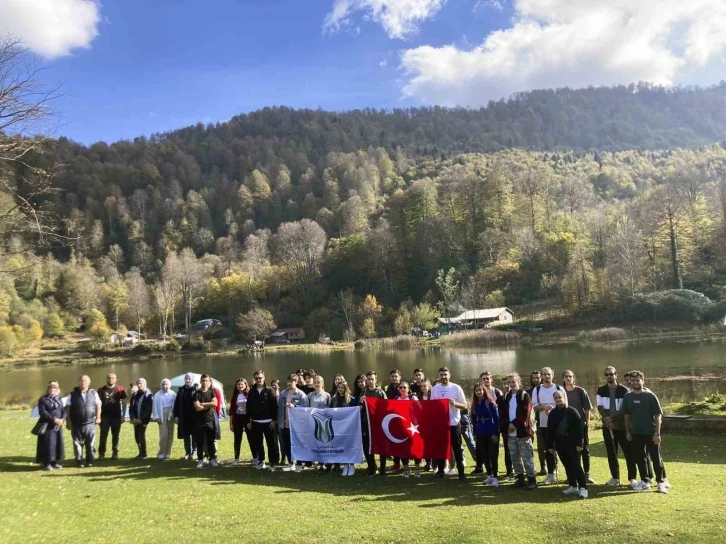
xmin=0 ymin=411 xmax=724 ymax=543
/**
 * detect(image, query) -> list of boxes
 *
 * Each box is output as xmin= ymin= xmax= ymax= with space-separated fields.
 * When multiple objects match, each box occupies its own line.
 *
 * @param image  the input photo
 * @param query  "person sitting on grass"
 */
xmin=471 ymin=383 xmax=500 ymax=487
xmin=193 ymin=374 xmax=218 ymax=469
xmin=547 ymin=390 xmax=588 ymax=499
xmin=331 ymin=380 xmax=357 ymax=476
xmin=129 ymin=378 xmax=153 ymax=461
xmin=36 ymin=381 xmax=65 ymax=471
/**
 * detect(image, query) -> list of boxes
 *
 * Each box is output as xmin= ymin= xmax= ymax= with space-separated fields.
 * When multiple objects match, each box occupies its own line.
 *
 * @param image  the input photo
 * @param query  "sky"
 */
xmin=2 ymin=0 xmax=726 ymax=145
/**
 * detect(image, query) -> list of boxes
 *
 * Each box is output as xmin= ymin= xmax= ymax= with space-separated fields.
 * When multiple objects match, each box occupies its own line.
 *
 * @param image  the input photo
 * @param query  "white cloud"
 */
xmin=401 ymin=0 xmax=726 ymax=105
xmin=473 ymin=0 xmax=504 ymax=12
xmin=0 ymin=0 xmax=101 ymax=58
xmin=323 ymin=0 xmax=446 ymax=39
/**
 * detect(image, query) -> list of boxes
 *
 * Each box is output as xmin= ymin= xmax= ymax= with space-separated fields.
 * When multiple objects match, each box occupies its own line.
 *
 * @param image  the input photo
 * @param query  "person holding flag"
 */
xmin=394 ymin=381 xmax=420 ymax=478
xmin=359 ymin=371 xmax=388 ymax=477
xmin=431 ymin=367 xmax=468 ymax=482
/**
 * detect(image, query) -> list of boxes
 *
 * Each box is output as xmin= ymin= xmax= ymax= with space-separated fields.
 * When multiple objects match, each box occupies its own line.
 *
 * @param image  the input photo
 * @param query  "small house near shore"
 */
xmin=271 ymin=327 xmax=306 ymax=343
xmin=438 ymin=307 xmax=514 ymax=331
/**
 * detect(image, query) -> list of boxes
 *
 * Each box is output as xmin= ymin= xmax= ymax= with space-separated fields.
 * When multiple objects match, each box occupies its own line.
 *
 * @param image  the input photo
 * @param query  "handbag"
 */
xmin=31 ymin=420 xmax=48 ymax=436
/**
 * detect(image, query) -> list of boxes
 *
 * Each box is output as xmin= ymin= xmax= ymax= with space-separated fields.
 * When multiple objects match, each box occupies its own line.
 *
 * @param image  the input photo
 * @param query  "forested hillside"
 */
xmin=4 ymin=79 xmax=726 ymax=349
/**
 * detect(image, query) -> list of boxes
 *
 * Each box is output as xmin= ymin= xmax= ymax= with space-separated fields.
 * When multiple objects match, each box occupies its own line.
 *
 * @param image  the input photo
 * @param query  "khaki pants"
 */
xmin=157 ymin=407 xmax=175 ymax=458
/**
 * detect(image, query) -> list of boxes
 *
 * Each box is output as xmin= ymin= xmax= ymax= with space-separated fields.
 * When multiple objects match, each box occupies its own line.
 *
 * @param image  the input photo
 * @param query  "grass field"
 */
xmin=0 ymin=411 xmax=724 ymax=544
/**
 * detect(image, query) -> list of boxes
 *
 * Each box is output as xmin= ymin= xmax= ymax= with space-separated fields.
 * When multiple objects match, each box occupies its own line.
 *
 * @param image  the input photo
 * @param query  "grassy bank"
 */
xmin=666 ymin=394 xmax=726 ymax=417
xmin=1 ymin=411 xmax=724 ymax=543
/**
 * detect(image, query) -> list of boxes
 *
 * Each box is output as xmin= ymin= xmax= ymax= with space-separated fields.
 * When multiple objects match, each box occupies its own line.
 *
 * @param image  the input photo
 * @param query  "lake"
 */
xmin=2 ymin=339 xmax=725 ymax=405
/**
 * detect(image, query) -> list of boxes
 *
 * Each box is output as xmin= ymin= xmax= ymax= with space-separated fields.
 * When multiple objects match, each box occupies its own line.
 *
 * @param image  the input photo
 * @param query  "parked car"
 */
xmin=197 ymin=319 xmax=222 ymax=331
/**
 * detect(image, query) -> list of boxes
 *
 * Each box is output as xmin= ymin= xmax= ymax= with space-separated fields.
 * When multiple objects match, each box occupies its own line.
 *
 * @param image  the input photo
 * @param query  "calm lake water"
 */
xmin=3 ymin=339 xmax=725 ymax=405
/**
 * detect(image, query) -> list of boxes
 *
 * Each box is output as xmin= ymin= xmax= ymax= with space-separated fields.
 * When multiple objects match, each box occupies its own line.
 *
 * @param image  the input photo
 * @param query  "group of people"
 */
xmin=34 ymin=365 xmax=670 ymax=498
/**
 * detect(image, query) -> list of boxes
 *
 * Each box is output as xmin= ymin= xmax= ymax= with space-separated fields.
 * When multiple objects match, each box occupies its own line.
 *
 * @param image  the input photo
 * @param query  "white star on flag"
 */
xmin=407 ymin=423 xmax=420 ymax=435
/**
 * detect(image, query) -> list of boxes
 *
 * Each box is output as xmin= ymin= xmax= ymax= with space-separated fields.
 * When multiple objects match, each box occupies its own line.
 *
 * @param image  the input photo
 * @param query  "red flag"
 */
xmin=366 ymin=398 xmax=451 ymax=460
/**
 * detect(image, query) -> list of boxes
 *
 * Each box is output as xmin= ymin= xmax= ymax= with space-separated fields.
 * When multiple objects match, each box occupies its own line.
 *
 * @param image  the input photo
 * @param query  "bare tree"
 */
xmin=124 ymin=267 xmax=151 ymax=336
xmin=241 ymin=228 xmax=270 ymax=309
xmin=173 ymin=248 xmax=211 ymax=333
xmin=273 ymin=219 xmax=327 ymax=312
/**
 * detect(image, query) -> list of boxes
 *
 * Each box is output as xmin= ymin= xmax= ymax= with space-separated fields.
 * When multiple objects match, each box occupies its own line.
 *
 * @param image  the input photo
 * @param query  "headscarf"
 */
xmin=183 ymin=373 xmax=195 ymax=389
xmin=160 ymin=378 xmax=171 ymax=388
xmin=137 ymin=378 xmax=147 ymax=390
xmin=46 ymin=381 xmax=60 ymax=397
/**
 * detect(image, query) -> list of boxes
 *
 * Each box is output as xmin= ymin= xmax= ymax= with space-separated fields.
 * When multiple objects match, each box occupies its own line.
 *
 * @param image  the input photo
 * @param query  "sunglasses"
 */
xmin=604 ymin=373 xmax=615 ymax=376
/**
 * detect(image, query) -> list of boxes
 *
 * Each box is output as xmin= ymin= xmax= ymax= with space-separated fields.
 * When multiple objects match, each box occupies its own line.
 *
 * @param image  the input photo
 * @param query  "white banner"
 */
xmin=289 ymin=407 xmax=364 ymax=464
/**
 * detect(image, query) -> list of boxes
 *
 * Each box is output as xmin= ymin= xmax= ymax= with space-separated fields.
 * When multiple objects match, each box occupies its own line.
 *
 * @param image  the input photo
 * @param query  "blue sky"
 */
xmin=3 ymin=0 xmax=725 ymax=145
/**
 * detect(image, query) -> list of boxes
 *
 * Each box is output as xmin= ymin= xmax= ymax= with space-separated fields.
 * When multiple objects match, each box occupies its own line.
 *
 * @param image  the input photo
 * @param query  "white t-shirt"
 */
xmin=432 ymin=382 xmax=467 ymax=426
xmin=508 ymin=394 xmax=518 ymax=437
xmin=532 ymin=384 xmax=566 ymax=428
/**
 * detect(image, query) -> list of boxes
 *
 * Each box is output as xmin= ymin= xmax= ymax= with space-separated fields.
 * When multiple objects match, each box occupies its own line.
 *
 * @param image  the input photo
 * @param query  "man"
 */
xmin=624 ymin=371 xmax=669 ymax=493
xmin=192 ymin=374 xmax=218 ymax=468
xmin=411 ymin=369 xmax=426 ymax=397
xmin=300 ymin=370 xmax=315 ymax=395
xmin=385 ymin=369 xmax=402 ymax=400
xmin=501 ymin=373 xmax=537 ymax=489
xmin=97 ymin=373 xmax=127 ymax=460
xmin=278 ymin=373 xmax=309 ymax=472
xmin=622 ymin=371 xmax=633 ymax=391
xmin=596 ymin=366 xmax=635 ymax=487
xmin=526 ymin=370 xmax=546 ymax=475
xmin=65 ymin=375 xmax=101 ymax=468
xmin=563 ymin=370 xmax=595 ymax=483
xmin=431 ymin=367 xmax=468 ymax=481
xmin=531 ymin=366 xmax=564 ymax=484
xmin=359 ymin=371 xmax=388 ymax=476
xmin=247 ymin=370 xmax=279 ymax=471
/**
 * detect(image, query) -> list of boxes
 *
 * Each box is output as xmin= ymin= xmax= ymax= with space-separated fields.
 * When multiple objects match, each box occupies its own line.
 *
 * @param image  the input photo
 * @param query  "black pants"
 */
xmin=631 ymin=434 xmax=665 ymax=483
xmin=251 ymin=421 xmax=279 ymax=466
xmin=476 ymin=435 xmax=499 ymax=476
xmin=535 ymin=426 xmax=547 ymax=470
xmin=436 ymin=426 xmax=464 ymax=476
xmin=195 ymin=424 xmax=216 ymax=460
xmin=99 ymin=417 xmax=122 ymax=456
xmin=501 ymin=431 xmax=512 ymax=473
xmin=582 ymin=423 xmax=590 ymax=473
xmin=556 ymin=444 xmax=586 ymax=489
xmin=361 ymin=425 xmax=386 ymax=473
xmin=133 ymin=424 xmax=147 ymax=456
xmin=543 ymin=427 xmax=558 ymax=474
xmin=232 ymin=417 xmax=251 ymax=460
xmin=603 ymin=428 xmax=635 ymax=480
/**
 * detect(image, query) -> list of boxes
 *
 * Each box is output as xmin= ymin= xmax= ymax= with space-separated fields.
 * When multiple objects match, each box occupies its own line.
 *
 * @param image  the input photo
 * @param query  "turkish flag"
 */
xmin=366 ymin=398 xmax=451 ymax=460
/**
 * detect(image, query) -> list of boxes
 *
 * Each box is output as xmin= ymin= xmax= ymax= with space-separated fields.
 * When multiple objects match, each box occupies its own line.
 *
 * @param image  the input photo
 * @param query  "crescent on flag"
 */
xmin=381 ymin=413 xmax=409 ymax=443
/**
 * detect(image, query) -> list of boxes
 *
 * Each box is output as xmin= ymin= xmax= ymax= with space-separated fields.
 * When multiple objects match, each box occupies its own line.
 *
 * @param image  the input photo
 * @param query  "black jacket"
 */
xmin=129 ymin=389 xmax=153 ymax=424
xmin=546 ymin=405 xmax=584 ymax=449
xmin=247 ymin=386 xmax=278 ymax=422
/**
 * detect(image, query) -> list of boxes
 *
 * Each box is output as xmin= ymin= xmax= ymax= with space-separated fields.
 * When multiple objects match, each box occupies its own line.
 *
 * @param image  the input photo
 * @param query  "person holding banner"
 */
xmin=278 ymin=374 xmax=309 ymax=472
xmin=359 ymin=371 xmax=388 ymax=477
xmin=308 ymin=376 xmax=333 ymax=473
xmin=471 ymin=383 xmax=500 ymax=487
xmin=332 ymin=380 xmax=357 ymax=476
xmin=431 ymin=367 xmax=468 ymax=482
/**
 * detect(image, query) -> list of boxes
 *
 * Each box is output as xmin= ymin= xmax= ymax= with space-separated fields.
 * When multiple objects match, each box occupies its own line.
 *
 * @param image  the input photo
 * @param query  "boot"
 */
xmin=527 ymin=475 xmax=538 ymax=490
xmin=512 ymin=474 xmax=526 ymax=488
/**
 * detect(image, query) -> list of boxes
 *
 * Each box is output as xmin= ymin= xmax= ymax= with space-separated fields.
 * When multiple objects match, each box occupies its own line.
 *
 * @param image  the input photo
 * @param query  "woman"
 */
xmin=417 ymin=380 xmax=433 ymax=471
xmin=308 ymin=375 xmax=332 ymax=473
xmin=331 ymin=380 xmax=356 ymax=476
xmin=329 ymin=374 xmax=346 ymax=395
xmin=352 ymin=374 xmax=367 ymax=401
xmin=173 ymin=373 xmax=197 ymax=460
xmin=152 ymin=379 xmax=176 ymax=460
xmin=129 ymin=378 xmax=153 ymax=460
xmin=471 ymin=383 xmax=501 ymax=487
xmin=35 ymin=381 xmax=65 ymax=471
xmin=229 ymin=378 xmax=252 ymax=466
xmin=395 ymin=382 xmax=420 ymax=478
xmin=547 ymin=390 xmax=588 ymax=499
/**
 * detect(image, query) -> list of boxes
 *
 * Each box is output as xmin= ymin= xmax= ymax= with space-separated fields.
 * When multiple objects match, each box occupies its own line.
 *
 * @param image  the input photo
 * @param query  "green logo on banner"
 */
xmin=312 ymin=412 xmax=335 ymax=443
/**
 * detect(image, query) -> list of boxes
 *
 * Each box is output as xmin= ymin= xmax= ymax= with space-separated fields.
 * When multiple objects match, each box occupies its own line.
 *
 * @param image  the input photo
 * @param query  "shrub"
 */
xmin=577 ymin=327 xmax=630 ymax=342
xmin=25 ymin=319 xmax=44 ymax=343
xmin=44 ymin=313 xmax=65 ymax=338
xmin=167 ymin=339 xmax=181 ymax=351
xmin=11 ymin=325 xmax=25 ymax=351
xmin=0 ymin=326 xmax=17 ymax=356
xmin=620 ymin=289 xmax=714 ymax=322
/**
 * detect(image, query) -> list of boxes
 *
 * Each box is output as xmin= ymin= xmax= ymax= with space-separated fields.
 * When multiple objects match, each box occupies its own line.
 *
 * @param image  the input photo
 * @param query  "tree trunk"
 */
xmin=667 ymin=210 xmax=683 ymax=289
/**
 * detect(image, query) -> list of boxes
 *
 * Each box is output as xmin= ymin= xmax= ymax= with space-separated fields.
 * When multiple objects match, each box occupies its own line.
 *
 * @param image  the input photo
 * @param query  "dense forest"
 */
xmin=3 ymin=48 xmax=726 ymax=351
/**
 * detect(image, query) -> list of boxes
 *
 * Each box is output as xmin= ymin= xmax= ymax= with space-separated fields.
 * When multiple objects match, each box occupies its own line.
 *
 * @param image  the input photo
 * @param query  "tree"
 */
xmin=43 ymin=313 xmax=65 ymax=338
xmin=360 ymin=317 xmax=376 ymax=339
xmin=435 ymin=268 xmax=460 ymax=317
xmin=236 ymin=307 xmax=276 ymax=342
xmin=108 ymin=281 xmax=129 ymax=332
xmin=86 ymin=308 xmax=112 ymax=341
xmin=336 ymin=290 xmax=356 ymax=341
xmin=273 ymin=219 xmax=327 ymax=312
xmin=124 ymin=267 xmax=151 ymax=336
xmin=0 ymin=325 xmax=16 ymax=356
xmin=170 ymin=248 xmax=210 ymax=333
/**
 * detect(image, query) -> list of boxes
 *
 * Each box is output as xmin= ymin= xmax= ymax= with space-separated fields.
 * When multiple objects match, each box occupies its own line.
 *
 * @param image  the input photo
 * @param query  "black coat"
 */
xmin=35 ymin=395 xmax=65 ymax=465
xmin=174 ymin=385 xmax=197 ymax=438
xmin=129 ymin=389 xmax=153 ymax=424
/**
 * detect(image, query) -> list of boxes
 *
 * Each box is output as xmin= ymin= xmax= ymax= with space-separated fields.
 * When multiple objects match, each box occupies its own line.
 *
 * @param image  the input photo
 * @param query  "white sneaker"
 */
xmin=544 ymin=473 xmax=556 ymax=485
xmin=490 ymin=477 xmax=499 ymax=488
xmin=209 ymin=459 xmax=218 ymax=468
xmin=482 ymin=475 xmax=493 ymax=484
xmin=662 ymin=478 xmax=672 ymax=489
xmin=579 ymin=488 xmax=589 ymax=499
xmin=232 ymin=459 xmax=239 ymax=466
xmin=347 ymin=465 xmax=355 ymax=476
xmin=295 ymin=464 xmax=302 ymax=473
xmin=445 ymin=468 xmax=456 ymax=476
xmin=255 ymin=461 xmax=266 ymax=470
xmin=629 ymin=479 xmax=639 ymax=489
xmin=562 ymin=486 xmax=579 ymax=495
xmin=657 ymin=482 xmax=668 ymax=494
xmin=282 ymin=463 xmax=294 ymax=472
xmin=586 ymin=473 xmax=595 ymax=484
xmin=605 ymin=477 xmax=620 ymax=486
xmin=164 ymin=455 xmax=170 ymax=460
xmin=342 ymin=465 xmax=350 ymax=476
xmin=157 ymin=454 xmax=165 ymax=460
xmin=196 ymin=460 xmax=204 ymax=469
xmin=635 ymin=481 xmax=651 ymax=492
xmin=268 ymin=465 xmax=276 ymax=472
